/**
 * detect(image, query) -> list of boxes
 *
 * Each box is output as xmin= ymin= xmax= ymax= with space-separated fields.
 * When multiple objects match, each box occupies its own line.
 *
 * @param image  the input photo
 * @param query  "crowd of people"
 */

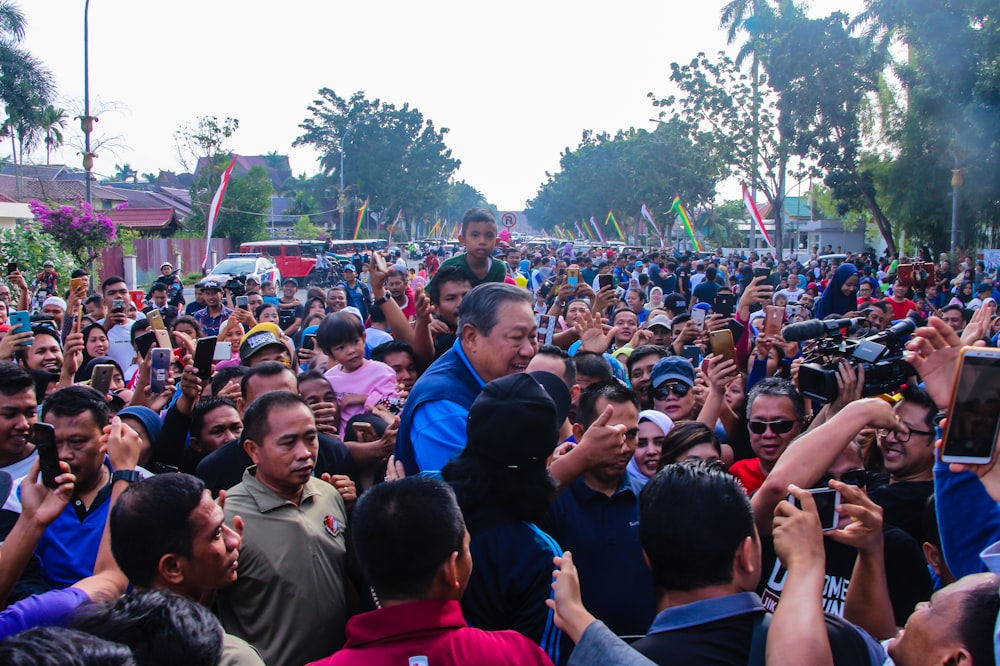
xmin=0 ymin=205 xmax=999 ymax=665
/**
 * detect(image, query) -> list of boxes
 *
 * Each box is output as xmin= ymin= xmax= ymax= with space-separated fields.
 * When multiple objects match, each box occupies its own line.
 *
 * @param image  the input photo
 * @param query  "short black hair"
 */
xmin=110 ymin=474 xmax=206 ymax=587
xmin=901 ymin=385 xmax=937 ymax=430
xmin=316 ymin=311 xmax=365 ymax=354
xmin=0 ymin=361 xmax=33 ymax=397
xmin=209 ymin=365 xmax=246 ymax=398
xmin=535 ymin=345 xmax=576 ymax=387
xmin=576 ymin=380 xmax=638 ymax=431
xmin=190 ymin=397 xmax=239 ymax=444
xmin=70 ymin=589 xmax=223 ymax=666
xmin=573 ymin=352 xmax=613 ymax=387
xmin=460 ymin=206 xmax=496 ymax=234
xmin=149 ymin=283 xmax=168 ymax=295
xmin=101 ymin=276 xmax=127 ymax=294
xmin=627 ymin=345 xmax=670 ymax=378
xmin=242 ymin=390 xmax=310 ymax=446
xmin=370 ymin=340 xmax=415 ymax=365
xmin=426 ymin=265 xmax=473 ymax=305
xmin=746 ymin=376 xmax=805 ymax=423
xmin=956 ymin=574 xmax=1000 ymax=665
xmin=641 ymin=461 xmax=754 ymax=591
xmin=42 ymin=385 xmax=111 ymax=429
xmin=352 ymin=477 xmax=465 ymax=600
xmin=0 ymin=626 xmax=135 ymax=666
xmin=239 ymin=361 xmax=295 ymax=400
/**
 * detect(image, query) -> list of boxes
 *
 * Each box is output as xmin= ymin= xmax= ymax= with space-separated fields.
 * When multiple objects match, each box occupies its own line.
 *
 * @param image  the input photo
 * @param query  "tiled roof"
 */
xmin=106 ymin=207 xmax=178 ymax=229
xmin=0 ymin=175 xmax=128 ymax=204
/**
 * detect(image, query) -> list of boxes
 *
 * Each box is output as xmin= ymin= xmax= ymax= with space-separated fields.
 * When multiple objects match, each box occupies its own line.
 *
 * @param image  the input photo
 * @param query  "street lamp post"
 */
xmin=951 ymin=155 xmax=962 ymax=262
xmin=81 ymin=0 xmax=96 ymax=205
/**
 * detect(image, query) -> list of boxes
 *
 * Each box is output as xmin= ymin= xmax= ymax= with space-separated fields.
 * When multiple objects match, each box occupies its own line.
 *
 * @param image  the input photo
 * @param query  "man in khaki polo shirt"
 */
xmin=217 ymin=391 xmax=349 ymax=666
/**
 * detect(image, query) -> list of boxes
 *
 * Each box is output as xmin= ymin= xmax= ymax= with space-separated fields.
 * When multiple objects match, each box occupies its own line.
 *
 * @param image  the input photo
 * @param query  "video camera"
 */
xmin=225 ymin=276 xmax=246 ymax=296
xmin=785 ymin=313 xmax=923 ymax=403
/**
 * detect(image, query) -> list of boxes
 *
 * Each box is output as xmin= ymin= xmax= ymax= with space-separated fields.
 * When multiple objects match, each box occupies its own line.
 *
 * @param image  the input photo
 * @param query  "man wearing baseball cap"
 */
xmin=146 ymin=260 xmax=185 ymax=308
xmin=278 ymin=278 xmax=304 ymax=337
xmin=338 ymin=264 xmax=372 ymax=322
xmin=192 ymin=280 xmax=232 ymax=337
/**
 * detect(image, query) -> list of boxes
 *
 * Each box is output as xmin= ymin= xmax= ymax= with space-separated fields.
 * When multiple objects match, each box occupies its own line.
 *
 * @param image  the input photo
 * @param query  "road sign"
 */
xmin=500 ymin=212 xmax=517 ymax=228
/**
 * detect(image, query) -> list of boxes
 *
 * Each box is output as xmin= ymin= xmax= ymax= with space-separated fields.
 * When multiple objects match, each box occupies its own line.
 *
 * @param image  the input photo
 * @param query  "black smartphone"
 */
xmin=236 ymin=295 xmax=249 ymax=310
xmin=715 ymin=293 xmax=736 ymax=317
xmin=791 ymin=488 xmax=841 ymax=531
xmin=727 ymin=319 xmax=747 ymax=341
xmin=33 ymin=422 xmax=61 ymax=489
xmin=134 ymin=330 xmax=157 ymax=361
xmin=194 ymin=336 xmax=218 ymax=381
xmin=598 ymin=274 xmax=614 ymax=290
xmin=681 ymin=345 xmax=701 ymax=364
xmin=753 ymin=267 xmax=771 ymax=280
xmin=6 ymin=261 xmax=16 ymax=275
xmin=91 ymin=364 xmax=115 ymax=397
xmin=302 ymin=334 xmax=316 ymax=351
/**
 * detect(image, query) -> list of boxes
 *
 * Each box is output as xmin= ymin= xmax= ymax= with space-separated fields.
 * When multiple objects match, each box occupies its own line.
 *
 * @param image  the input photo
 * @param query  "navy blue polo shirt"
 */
xmin=544 ymin=475 xmax=656 ymax=637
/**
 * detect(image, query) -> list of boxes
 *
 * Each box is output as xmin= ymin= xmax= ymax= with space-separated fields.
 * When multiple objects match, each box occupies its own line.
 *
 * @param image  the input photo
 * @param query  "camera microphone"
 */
xmin=781 ymin=317 xmax=859 ymax=342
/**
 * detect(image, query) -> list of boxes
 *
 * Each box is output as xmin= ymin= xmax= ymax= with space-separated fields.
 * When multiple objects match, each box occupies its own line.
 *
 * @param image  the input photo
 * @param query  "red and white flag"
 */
xmin=201 ymin=157 xmax=237 ymax=268
xmin=742 ymin=183 xmax=772 ymax=247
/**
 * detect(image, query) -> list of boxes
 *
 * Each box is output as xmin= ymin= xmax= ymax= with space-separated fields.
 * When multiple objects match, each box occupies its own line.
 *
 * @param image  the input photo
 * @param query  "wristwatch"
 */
xmin=111 ymin=469 xmax=142 ymax=484
xmin=374 ymin=293 xmax=391 ymax=306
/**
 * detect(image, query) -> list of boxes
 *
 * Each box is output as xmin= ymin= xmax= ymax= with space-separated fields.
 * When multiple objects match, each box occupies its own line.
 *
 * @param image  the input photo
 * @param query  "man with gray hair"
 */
xmin=395 ymin=282 xmax=538 ymax=475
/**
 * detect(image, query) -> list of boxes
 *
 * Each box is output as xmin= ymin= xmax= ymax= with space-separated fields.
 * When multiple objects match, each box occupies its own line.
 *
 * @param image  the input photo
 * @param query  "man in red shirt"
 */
xmin=728 ymin=377 xmax=804 ymax=495
xmin=308 ymin=476 xmax=553 ymax=666
xmin=884 ymin=277 xmax=918 ymax=321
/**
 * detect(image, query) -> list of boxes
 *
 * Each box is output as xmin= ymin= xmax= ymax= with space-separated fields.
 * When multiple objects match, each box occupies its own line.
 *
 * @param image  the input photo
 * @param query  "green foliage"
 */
xmin=0 ymin=222 xmax=75 ymax=278
xmin=294 ymin=89 xmax=460 ymax=232
xmin=446 ymin=180 xmax=490 ymax=218
xmin=526 ymin=120 xmax=723 ymax=236
xmin=213 ymin=166 xmax=273 ymax=246
xmin=292 ymin=215 xmax=323 ymax=239
xmin=117 ymin=228 xmax=140 ymax=255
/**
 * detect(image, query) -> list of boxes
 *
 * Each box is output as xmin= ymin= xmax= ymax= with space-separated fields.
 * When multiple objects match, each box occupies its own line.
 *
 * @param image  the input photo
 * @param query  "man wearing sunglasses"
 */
xmin=729 ymin=377 xmax=804 ymax=495
xmin=751 ymin=391 xmax=933 ymax=626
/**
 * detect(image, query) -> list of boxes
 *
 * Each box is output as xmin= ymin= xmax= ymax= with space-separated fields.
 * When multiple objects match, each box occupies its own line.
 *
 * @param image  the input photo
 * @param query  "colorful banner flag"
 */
xmin=352 ymin=196 xmax=369 ymax=240
xmin=201 ymin=157 xmax=237 ymax=269
xmin=606 ymin=211 xmax=625 ymax=242
xmin=589 ymin=216 xmax=606 ymax=243
xmin=640 ymin=202 xmax=664 ymax=246
xmin=574 ymin=220 xmax=585 ymax=240
xmin=671 ymin=196 xmax=701 ymax=252
xmin=450 ymin=222 xmax=459 ymax=239
xmin=742 ymin=183 xmax=773 ymax=246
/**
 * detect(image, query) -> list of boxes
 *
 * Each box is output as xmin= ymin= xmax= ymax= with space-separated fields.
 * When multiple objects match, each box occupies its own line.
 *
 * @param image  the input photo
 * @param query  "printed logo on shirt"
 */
xmin=324 ymin=515 xmax=343 ymax=538
xmin=409 ymin=657 xmax=429 ymax=666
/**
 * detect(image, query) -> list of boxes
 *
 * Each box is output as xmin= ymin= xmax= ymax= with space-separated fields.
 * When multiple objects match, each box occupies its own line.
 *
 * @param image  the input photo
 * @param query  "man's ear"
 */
xmin=734 ymin=535 xmax=757 ymax=577
xmin=158 ymin=553 xmax=185 ymax=585
xmin=571 ymin=422 xmax=585 ymax=442
xmin=243 ymin=438 xmax=260 ymax=465
xmin=460 ymin=323 xmax=477 ymax=348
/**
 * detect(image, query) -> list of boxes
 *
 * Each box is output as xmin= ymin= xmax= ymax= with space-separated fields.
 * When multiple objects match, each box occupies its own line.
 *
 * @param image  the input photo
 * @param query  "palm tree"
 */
xmin=0 ymin=2 xmax=55 ymax=159
xmin=38 ymin=105 xmax=66 ymax=164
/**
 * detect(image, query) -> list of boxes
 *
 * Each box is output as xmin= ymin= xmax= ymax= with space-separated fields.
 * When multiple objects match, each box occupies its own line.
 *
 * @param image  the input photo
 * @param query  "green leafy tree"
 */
xmin=211 ymin=166 xmax=273 ymax=246
xmin=0 ymin=1 xmax=54 ymax=166
xmin=294 ymin=89 xmax=460 ymax=237
xmin=292 ymin=215 xmax=323 ymax=239
xmin=0 ymin=223 xmax=74 ymax=279
xmin=38 ymin=104 xmax=66 ymax=165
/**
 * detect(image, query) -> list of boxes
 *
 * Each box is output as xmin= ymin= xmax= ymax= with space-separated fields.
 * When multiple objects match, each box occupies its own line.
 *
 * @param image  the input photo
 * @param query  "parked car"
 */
xmin=205 ymin=254 xmax=281 ymax=290
xmin=240 ymin=241 xmax=314 ymax=287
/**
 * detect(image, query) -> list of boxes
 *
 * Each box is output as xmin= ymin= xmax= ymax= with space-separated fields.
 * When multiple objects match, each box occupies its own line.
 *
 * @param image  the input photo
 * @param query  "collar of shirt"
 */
xmin=241 ymin=466 xmax=322 ymax=513
xmin=648 ymin=592 xmax=765 ymax=634
xmin=453 ymin=339 xmax=487 ymax=390
xmin=571 ymin=473 xmax=639 ymax=504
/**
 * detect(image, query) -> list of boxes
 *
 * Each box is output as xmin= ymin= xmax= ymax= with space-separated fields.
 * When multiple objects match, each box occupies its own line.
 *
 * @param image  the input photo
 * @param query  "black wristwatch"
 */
xmin=111 ymin=469 xmax=142 ymax=484
xmin=374 ymin=293 xmax=391 ymax=306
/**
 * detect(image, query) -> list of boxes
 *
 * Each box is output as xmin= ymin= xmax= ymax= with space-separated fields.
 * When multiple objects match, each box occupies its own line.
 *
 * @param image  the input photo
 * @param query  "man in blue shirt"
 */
xmin=544 ymin=381 xmax=655 ymax=638
xmin=191 ymin=280 xmax=233 ymax=338
xmin=395 ymin=283 xmax=538 ymax=475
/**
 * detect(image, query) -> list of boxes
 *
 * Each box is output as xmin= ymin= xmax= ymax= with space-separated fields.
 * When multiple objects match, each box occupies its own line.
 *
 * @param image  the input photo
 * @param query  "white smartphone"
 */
xmin=690 ymin=308 xmax=706 ymax=331
xmin=941 ymin=348 xmax=1000 ymax=464
xmin=214 ymin=340 xmax=233 ymax=361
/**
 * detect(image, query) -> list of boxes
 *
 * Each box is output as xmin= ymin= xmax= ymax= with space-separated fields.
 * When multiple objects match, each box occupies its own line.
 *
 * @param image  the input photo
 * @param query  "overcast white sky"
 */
xmin=21 ymin=0 xmax=863 ymax=211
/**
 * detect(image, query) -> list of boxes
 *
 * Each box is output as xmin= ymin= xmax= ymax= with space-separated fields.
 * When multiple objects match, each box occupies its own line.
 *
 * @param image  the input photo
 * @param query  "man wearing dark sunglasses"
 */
xmin=751 ymin=392 xmax=933 ymax=626
xmin=729 ymin=377 xmax=805 ymax=496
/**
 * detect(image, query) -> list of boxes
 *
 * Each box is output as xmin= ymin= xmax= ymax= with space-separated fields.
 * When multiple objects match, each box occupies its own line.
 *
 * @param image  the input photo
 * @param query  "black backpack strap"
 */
xmin=748 ymin=612 xmax=772 ymax=666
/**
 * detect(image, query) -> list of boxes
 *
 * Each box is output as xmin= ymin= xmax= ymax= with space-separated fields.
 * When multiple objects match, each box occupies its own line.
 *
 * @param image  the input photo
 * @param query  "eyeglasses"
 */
xmin=748 ymin=419 xmax=797 ymax=435
xmin=876 ymin=426 xmax=934 ymax=443
xmin=652 ymin=383 xmax=691 ymax=400
xmin=818 ymin=468 xmax=868 ymax=489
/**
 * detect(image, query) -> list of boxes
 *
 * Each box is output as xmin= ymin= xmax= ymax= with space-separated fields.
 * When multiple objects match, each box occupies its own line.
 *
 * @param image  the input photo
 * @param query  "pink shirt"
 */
xmin=324 ymin=360 xmax=397 ymax=438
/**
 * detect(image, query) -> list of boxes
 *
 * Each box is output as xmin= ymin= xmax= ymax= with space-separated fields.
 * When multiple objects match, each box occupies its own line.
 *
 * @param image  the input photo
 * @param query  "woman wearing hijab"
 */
xmin=626 ymin=409 xmax=673 ymax=488
xmin=814 ymin=263 xmax=859 ymax=318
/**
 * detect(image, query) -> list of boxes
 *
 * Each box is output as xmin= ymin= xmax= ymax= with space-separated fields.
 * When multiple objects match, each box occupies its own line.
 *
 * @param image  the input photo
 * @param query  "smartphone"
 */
xmin=715 ymin=293 xmax=736 ymax=317
xmin=213 ymin=340 xmax=232 ymax=361
xmin=941 ymin=348 xmax=1000 ymax=464
xmin=74 ymin=304 xmax=84 ymax=335
xmin=134 ymin=330 xmax=157 ymax=361
xmin=598 ymin=274 xmax=614 ymax=290
xmin=6 ymin=261 xmax=16 ymax=275
xmin=681 ymin=345 xmax=702 ymax=364
xmin=566 ymin=267 xmax=580 ymax=288
xmin=152 ymin=328 xmax=172 ymax=350
xmin=90 ymin=363 xmax=115 ymax=397
xmin=536 ymin=314 xmax=555 ymax=346
xmin=896 ymin=263 xmax=914 ymax=288
xmin=150 ymin=348 xmax=171 ymax=394
xmin=373 ymin=253 xmax=388 ymax=273
xmin=146 ymin=309 xmax=165 ymax=330
xmin=236 ymin=295 xmax=249 ymax=310
xmin=302 ymin=333 xmax=316 ymax=351
xmin=263 ymin=296 xmax=280 ymax=306
xmin=709 ymin=329 xmax=737 ymax=367
xmin=70 ymin=277 xmax=84 ymax=294
xmin=764 ymin=305 xmax=784 ymax=337
xmin=790 ymin=487 xmax=841 ymax=531
xmin=8 ymin=310 xmax=31 ymax=343
xmin=352 ymin=422 xmax=377 ymax=442
xmin=33 ymin=422 xmax=61 ymax=489
xmin=728 ymin=319 xmax=747 ymax=341
xmin=785 ymin=304 xmax=800 ymax=318
xmin=753 ymin=267 xmax=771 ymax=281
xmin=112 ymin=299 xmax=125 ymax=312
xmin=690 ymin=308 xmax=707 ymax=331
xmin=194 ymin=336 xmax=218 ymax=381
xmin=922 ymin=263 xmax=936 ymax=289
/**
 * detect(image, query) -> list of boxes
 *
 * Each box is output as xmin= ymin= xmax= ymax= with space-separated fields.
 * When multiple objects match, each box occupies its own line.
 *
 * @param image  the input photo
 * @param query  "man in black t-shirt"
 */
xmin=278 ymin=278 xmax=305 ymax=337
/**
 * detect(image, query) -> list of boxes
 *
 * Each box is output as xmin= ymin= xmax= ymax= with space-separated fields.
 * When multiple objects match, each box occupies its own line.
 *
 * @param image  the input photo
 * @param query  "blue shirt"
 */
xmin=192 ymin=305 xmax=233 ymax=337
